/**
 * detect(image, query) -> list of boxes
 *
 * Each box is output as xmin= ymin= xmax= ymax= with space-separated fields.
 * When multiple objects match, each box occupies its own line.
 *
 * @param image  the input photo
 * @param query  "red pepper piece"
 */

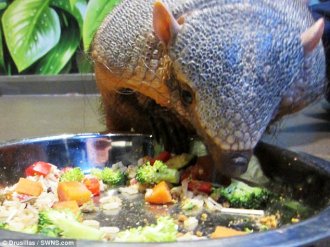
xmin=83 ymin=177 xmax=100 ymax=196
xmin=25 ymin=161 xmax=52 ymax=177
xmin=188 ymin=179 xmax=213 ymax=194
xmin=149 ymin=151 xmax=171 ymax=165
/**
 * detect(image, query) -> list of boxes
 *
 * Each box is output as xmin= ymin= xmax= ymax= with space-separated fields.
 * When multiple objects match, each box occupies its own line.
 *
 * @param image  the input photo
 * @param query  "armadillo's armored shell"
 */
xmin=92 ymin=0 xmax=326 ymax=176
xmin=170 ymin=0 xmax=326 ymax=152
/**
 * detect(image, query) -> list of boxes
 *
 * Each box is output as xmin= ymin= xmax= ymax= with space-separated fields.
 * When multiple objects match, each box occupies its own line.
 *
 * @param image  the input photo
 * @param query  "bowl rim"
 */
xmin=0 ymin=133 xmax=329 ymax=247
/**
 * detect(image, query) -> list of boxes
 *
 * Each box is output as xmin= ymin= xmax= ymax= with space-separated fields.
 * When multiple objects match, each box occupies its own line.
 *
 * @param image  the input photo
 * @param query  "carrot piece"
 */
xmin=15 ymin=178 xmax=43 ymax=196
xmin=57 ymin=181 xmax=92 ymax=206
xmin=53 ymin=200 xmax=81 ymax=216
xmin=145 ymin=181 xmax=172 ymax=204
xmin=210 ymin=226 xmax=246 ymax=239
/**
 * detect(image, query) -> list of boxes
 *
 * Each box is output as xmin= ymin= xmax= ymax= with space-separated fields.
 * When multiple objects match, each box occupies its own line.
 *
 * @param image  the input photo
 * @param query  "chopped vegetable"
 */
xmin=60 ymin=167 xmax=84 ymax=182
xmin=20 ymin=224 xmax=38 ymax=234
xmin=210 ymin=226 xmax=246 ymax=238
xmin=180 ymin=155 xmax=213 ymax=181
xmin=183 ymin=216 xmax=198 ymax=232
xmin=38 ymin=209 xmax=103 ymax=240
xmin=0 ymin=221 xmax=37 ymax=234
xmin=135 ymin=160 xmax=180 ymax=185
xmin=282 ymin=198 xmax=311 ymax=216
xmin=57 ymin=181 xmax=92 ymax=205
xmin=166 ymin=153 xmax=195 ymax=170
xmin=52 ymin=201 xmax=81 ymax=216
xmin=0 ymin=222 xmax=8 ymax=230
xmin=0 ymin=153 xmax=304 ymax=242
xmin=91 ymin=167 xmax=126 ymax=186
xmin=259 ymin=215 xmax=278 ymax=229
xmin=220 ymin=180 xmax=271 ymax=209
xmin=210 ymin=187 xmax=222 ymax=201
xmin=181 ymin=195 xmax=204 ymax=212
xmin=188 ymin=180 xmax=212 ymax=194
xmin=15 ymin=178 xmax=43 ymax=196
xmin=83 ymin=177 xmax=100 ymax=196
xmin=114 ymin=216 xmax=178 ymax=242
xmin=149 ymin=151 xmax=171 ymax=164
xmin=145 ymin=181 xmax=172 ymax=204
xmin=25 ymin=161 xmax=52 ymax=177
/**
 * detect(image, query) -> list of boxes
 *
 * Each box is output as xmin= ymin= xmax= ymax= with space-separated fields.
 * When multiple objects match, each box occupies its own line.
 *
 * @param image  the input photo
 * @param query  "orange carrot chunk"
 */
xmin=52 ymin=200 xmax=81 ymax=216
xmin=210 ymin=226 xmax=246 ymax=239
xmin=57 ymin=181 xmax=92 ymax=206
xmin=145 ymin=181 xmax=172 ymax=204
xmin=15 ymin=178 xmax=43 ymax=196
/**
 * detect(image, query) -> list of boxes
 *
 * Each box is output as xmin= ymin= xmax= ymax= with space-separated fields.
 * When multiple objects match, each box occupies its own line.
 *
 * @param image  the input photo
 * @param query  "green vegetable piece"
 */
xmin=181 ymin=201 xmax=195 ymax=211
xmin=0 ymin=222 xmax=8 ymax=230
xmin=165 ymin=153 xmax=195 ymax=170
xmin=38 ymin=209 xmax=103 ymax=240
xmin=39 ymin=225 xmax=62 ymax=237
xmin=91 ymin=167 xmax=126 ymax=186
xmin=220 ymin=180 xmax=271 ymax=209
xmin=60 ymin=167 xmax=84 ymax=182
xmin=21 ymin=224 xmax=38 ymax=234
xmin=210 ymin=187 xmax=222 ymax=201
xmin=115 ymin=216 xmax=178 ymax=242
xmin=0 ymin=221 xmax=37 ymax=234
xmin=135 ymin=160 xmax=180 ymax=185
xmin=180 ymin=196 xmax=203 ymax=212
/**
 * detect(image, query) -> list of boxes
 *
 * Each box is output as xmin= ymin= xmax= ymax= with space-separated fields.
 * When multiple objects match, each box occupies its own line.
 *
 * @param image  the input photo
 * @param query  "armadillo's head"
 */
xmin=153 ymin=1 xmax=326 ymax=177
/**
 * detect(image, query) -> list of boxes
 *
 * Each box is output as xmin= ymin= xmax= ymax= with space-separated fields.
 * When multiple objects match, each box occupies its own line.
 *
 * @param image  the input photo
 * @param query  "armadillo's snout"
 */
xmin=213 ymin=150 xmax=252 ymax=177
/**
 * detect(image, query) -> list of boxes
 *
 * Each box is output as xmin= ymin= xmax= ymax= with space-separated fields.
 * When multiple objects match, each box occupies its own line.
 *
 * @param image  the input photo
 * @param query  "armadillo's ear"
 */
xmin=153 ymin=1 xmax=180 ymax=46
xmin=301 ymin=18 xmax=325 ymax=54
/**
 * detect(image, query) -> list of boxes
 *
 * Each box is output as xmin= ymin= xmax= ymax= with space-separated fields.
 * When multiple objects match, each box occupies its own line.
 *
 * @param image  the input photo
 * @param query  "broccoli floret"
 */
xmin=60 ymin=167 xmax=84 ymax=182
xmin=220 ymin=180 xmax=271 ymax=209
xmin=91 ymin=167 xmax=126 ymax=186
xmin=114 ymin=216 xmax=178 ymax=242
xmin=39 ymin=224 xmax=62 ymax=237
xmin=135 ymin=160 xmax=180 ymax=185
xmin=38 ymin=209 xmax=103 ymax=240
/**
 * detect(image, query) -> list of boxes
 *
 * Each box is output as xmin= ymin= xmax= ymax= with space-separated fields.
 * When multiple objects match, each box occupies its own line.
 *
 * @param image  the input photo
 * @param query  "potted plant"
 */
xmin=0 ymin=0 xmax=119 ymax=76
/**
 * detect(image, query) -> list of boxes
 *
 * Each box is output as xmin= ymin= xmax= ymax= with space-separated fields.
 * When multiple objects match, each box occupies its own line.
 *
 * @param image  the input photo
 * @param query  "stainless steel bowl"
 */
xmin=0 ymin=133 xmax=329 ymax=247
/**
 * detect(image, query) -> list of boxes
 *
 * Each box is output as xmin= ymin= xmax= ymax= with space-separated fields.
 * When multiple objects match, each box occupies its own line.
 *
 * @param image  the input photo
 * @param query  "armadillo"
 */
xmin=91 ymin=0 xmax=327 ymax=177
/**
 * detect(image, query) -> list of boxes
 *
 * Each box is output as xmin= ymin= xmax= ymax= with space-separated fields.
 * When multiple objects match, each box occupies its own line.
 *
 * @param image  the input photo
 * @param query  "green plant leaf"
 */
xmin=83 ymin=0 xmax=120 ymax=52
xmin=0 ymin=23 xmax=5 ymax=74
xmin=50 ymin=0 xmax=86 ymax=33
xmin=2 ymin=0 xmax=61 ymax=72
xmin=0 ymin=0 xmax=7 ymax=11
xmin=70 ymin=0 xmax=77 ymax=9
xmin=76 ymin=52 xmax=92 ymax=73
xmin=60 ymin=59 xmax=72 ymax=74
xmin=35 ymin=19 xmax=80 ymax=75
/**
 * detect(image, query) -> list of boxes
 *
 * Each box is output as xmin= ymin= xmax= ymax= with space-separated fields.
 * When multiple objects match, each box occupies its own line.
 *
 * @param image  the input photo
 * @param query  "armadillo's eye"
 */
xmin=180 ymin=86 xmax=193 ymax=106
